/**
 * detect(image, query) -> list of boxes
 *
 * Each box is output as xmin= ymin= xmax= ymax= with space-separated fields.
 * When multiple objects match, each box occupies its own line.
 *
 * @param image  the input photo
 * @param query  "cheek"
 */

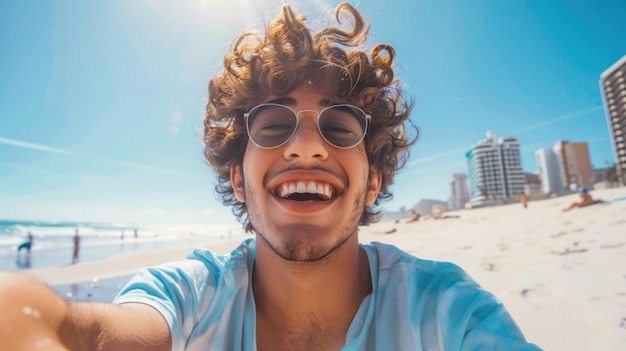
xmin=351 ymin=147 xmax=370 ymax=180
xmin=352 ymin=147 xmax=379 ymax=205
xmin=243 ymin=146 xmax=274 ymax=185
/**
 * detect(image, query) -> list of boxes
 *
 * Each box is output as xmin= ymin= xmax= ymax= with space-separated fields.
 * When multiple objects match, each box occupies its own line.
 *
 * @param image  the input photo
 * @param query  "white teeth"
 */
xmin=277 ymin=181 xmax=334 ymax=200
xmin=297 ymin=182 xmax=306 ymax=193
xmin=280 ymin=186 xmax=288 ymax=198
xmin=317 ymin=184 xmax=324 ymax=195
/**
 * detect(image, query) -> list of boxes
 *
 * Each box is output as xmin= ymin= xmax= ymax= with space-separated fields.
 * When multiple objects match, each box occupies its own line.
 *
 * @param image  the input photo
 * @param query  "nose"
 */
xmin=282 ymin=112 xmax=329 ymax=162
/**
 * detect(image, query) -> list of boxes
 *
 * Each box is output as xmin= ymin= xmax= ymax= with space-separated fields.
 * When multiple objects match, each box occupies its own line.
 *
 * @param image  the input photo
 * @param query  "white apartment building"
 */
xmin=535 ymin=148 xmax=564 ymax=193
xmin=466 ymin=131 xmax=525 ymax=205
xmin=448 ymin=173 xmax=470 ymax=210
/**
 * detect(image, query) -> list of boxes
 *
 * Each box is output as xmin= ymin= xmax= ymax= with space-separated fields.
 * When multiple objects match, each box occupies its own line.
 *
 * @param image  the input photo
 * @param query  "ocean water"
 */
xmin=0 ymin=219 xmax=245 ymax=270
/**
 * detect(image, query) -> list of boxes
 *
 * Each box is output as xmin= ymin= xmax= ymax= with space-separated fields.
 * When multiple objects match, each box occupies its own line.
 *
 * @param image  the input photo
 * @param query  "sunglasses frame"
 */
xmin=244 ymin=103 xmax=371 ymax=149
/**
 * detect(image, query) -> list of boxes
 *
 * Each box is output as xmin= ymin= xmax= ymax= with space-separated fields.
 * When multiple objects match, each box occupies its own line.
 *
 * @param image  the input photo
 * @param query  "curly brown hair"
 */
xmin=203 ymin=3 xmax=418 ymax=232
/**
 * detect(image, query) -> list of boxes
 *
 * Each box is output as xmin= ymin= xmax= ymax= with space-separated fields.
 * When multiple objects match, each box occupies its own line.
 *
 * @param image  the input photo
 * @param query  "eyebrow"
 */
xmin=265 ymin=96 xmax=333 ymax=107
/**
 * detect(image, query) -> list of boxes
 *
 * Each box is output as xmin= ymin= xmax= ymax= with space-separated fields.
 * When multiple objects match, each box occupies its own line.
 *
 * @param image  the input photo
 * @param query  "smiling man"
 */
xmin=233 ymin=89 xmax=379 ymax=263
xmin=0 ymin=3 xmax=541 ymax=350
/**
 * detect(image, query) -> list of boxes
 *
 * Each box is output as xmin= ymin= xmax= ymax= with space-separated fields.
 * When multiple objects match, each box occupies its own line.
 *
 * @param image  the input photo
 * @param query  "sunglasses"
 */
xmin=244 ymin=103 xmax=370 ymax=149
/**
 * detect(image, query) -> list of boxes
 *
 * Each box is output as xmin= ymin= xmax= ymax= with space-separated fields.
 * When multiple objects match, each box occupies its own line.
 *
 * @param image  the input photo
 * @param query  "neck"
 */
xmin=252 ymin=233 xmax=372 ymax=328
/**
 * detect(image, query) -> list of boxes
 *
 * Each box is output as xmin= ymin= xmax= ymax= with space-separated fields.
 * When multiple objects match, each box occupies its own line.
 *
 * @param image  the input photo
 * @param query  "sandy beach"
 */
xmin=24 ymin=186 xmax=626 ymax=350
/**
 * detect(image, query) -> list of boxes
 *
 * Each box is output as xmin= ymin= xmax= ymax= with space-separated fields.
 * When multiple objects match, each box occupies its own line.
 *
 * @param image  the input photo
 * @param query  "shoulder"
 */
xmin=184 ymin=238 xmax=254 ymax=274
xmin=362 ymin=242 xmax=499 ymax=321
xmin=146 ymin=238 xmax=255 ymax=285
xmin=363 ymin=241 xmax=472 ymax=285
xmin=360 ymin=243 xmax=539 ymax=349
xmin=114 ymin=239 xmax=257 ymax=350
xmin=116 ymin=239 xmax=255 ymax=301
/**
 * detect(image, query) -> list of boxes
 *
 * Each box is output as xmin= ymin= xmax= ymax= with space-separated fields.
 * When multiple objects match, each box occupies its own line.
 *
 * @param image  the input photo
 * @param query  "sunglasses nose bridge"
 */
xmin=293 ymin=109 xmax=320 ymax=130
xmin=295 ymin=109 xmax=319 ymax=120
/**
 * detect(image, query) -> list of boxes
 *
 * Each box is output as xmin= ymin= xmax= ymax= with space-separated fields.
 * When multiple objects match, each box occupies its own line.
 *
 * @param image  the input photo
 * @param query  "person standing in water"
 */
xmin=17 ymin=231 xmax=34 ymax=254
xmin=72 ymin=229 xmax=81 ymax=264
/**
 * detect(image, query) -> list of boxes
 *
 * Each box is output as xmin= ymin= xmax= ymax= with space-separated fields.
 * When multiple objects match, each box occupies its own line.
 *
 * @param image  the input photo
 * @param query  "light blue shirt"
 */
xmin=114 ymin=238 xmax=541 ymax=350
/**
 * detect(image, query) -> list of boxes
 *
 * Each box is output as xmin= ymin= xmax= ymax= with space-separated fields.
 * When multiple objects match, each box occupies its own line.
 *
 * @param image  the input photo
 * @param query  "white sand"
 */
xmin=28 ymin=187 xmax=626 ymax=350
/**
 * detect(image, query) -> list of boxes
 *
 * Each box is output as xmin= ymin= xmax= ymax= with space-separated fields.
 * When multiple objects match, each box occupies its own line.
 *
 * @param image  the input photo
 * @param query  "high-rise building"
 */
xmin=448 ymin=173 xmax=469 ymax=210
xmin=600 ymin=54 xmax=626 ymax=185
xmin=535 ymin=148 xmax=563 ymax=193
xmin=466 ymin=131 xmax=525 ymax=204
xmin=553 ymin=140 xmax=594 ymax=190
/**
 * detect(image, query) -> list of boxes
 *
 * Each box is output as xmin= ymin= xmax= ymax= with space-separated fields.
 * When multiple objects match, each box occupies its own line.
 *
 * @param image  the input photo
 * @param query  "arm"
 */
xmin=0 ymin=271 xmax=171 ymax=351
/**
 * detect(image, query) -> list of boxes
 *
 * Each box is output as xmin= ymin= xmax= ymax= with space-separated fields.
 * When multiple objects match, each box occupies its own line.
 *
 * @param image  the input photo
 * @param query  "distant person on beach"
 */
xmin=406 ymin=208 xmax=420 ymax=223
xmin=0 ymin=4 xmax=539 ymax=350
xmin=431 ymin=204 xmax=445 ymax=219
xmin=430 ymin=204 xmax=460 ymax=220
xmin=72 ymin=229 xmax=80 ymax=264
xmin=562 ymin=188 xmax=604 ymax=211
xmin=520 ymin=191 xmax=528 ymax=209
xmin=17 ymin=231 xmax=33 ymax=254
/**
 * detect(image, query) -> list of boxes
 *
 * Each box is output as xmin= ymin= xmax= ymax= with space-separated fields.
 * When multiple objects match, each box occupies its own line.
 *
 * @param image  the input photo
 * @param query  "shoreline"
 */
xmin=1 ymin=234 xmax=240 ymax=272
xmin=27 ymin=238 xmax=243 ymax=285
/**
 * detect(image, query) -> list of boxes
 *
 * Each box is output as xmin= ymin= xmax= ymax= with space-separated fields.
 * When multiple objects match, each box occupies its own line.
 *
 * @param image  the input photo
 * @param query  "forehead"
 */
xmin=261 ymin=82 xmax=336 ymax=108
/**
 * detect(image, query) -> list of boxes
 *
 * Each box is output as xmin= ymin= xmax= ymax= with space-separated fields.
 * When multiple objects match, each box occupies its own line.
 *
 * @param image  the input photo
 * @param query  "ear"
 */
xmin=230 ymin=164 xmax=245 ymax=203
xmin=365 ymin=169 xmax=382 ymax=206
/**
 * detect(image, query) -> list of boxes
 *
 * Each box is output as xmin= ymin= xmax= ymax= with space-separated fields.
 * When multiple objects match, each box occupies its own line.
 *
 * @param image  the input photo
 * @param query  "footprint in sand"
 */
xmin=551 ymin=247 xmax=588 ymax=255
xmin=600 ymin=243 xmax=624 ymax=249
xmin=480 ymin=262 xmax=496 ymax=271
xmin=520 ymin=285 xmax=550 ymax=297
xmin=520 ymin=288 xmax=545 ymax=297
xmin=562 ymin=261 xmax=585 ymax=270
xmin=521 ymin=288 xmax=533 ymax=297
xmin=589 ymin=296 xmax=610 ymax=301
xmin=550 ymin=232 xmax=567 ymax=238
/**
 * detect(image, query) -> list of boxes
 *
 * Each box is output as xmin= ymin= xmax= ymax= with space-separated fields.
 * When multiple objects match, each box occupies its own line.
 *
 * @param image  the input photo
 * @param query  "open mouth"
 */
xmin=275 ymin=181 xmax=335 ymax=201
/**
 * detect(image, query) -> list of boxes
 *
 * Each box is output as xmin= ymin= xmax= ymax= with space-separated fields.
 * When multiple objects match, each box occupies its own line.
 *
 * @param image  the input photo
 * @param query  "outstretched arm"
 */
xmin=0 ymin=271 xmax=171 ymax=351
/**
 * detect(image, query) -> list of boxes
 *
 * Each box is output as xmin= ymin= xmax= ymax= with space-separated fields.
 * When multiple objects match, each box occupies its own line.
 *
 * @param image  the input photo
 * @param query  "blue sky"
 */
xmin=1 ymin=0 xmax=625 ymax=224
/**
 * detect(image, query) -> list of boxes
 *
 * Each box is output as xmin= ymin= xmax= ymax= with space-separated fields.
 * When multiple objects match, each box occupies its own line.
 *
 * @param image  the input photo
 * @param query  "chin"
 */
xmin=261 ymin=223 xmax=355 ymax=262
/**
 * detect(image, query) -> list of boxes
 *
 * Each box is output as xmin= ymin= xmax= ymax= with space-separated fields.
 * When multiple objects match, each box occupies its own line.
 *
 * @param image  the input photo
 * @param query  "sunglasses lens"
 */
xmin=247 ymin=104 xmax=297 ymax=148
xmin=319 ymin=105 xmax=368 ymax=148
